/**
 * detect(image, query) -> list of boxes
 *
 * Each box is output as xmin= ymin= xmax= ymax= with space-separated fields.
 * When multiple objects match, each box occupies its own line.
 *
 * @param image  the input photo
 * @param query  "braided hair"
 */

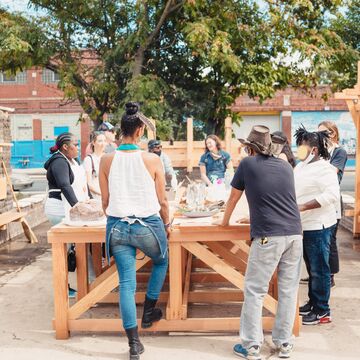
xmin=294 ymin=125 xmax=330 ymax=160
xmin=50 ymin=132 xmax=74 ymax=154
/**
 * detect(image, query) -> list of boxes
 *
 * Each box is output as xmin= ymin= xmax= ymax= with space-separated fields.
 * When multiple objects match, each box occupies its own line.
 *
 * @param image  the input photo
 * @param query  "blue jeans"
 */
xmin=303 ymin=225 xmax=334 ymax=313
xmin=108 ymin=217 xmax=168 ymax=329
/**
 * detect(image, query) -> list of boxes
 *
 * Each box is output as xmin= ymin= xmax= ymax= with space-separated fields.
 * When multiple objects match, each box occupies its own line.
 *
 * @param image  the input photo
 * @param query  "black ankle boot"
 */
xmin=141 ymin=296 xmax=162 ymax=329
xmin=125 ymin=326 xmax=144 ymax=360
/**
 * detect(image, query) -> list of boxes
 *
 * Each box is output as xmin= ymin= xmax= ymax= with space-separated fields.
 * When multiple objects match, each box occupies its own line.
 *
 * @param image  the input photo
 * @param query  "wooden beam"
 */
xmin=99 ymin=290 xmax=244 ymax=304
xmin=206 ymin=242 xmax=247 ymax=273
xmin=52 ymin=242 xmax=69 ymax=339
xmin=167 ymin=242 xmax=183 ymax=320
xmin=182 ymin=242 xmax=278 ymax=315
xmin=68 ymin=257 xmax=150 ymax=320
xmin=225 ymin=116 xmax=232 ymax=153
xmin=181 ymin=254 xmax=193 ymax=319
xmin=186 ymin=117 xmax=194 ymax=172
xmin=67 ymin=317 xmax=276 ymax=333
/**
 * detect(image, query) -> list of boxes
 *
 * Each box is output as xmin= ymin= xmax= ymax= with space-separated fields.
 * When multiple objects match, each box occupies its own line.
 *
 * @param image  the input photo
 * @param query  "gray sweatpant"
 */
xmin=240 ymin=235 xmax=303 ymax=348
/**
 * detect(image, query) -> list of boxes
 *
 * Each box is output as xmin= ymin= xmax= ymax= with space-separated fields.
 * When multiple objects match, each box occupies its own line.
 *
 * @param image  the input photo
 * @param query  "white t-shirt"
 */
xmin=294 ymin=159 xmax=339 ymax=231
xmin=83 ymin=154 xmax=102 ymax=200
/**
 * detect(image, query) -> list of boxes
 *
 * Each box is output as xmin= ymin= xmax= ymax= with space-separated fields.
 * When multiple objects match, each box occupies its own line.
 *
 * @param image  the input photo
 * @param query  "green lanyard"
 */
xmin=117 ymin=144 xmax=140 ymax=150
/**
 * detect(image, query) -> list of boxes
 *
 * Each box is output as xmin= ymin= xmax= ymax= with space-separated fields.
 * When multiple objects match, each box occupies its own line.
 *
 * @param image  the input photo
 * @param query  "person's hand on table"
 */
xmin=236 ymin=217 xmax=250 ymax=224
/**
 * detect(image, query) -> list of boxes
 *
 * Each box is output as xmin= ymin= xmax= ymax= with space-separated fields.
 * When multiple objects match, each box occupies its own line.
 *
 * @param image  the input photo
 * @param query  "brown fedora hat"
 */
xmin=238 ymin=125 xmax=272 ymax=155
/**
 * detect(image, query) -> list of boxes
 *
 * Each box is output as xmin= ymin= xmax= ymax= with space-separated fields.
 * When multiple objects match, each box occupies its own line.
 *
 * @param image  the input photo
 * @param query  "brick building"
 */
xmin=0 ymin=68 xmax=91 ymax=167
xmin=0 ymin=67 xmax=355 ymax=168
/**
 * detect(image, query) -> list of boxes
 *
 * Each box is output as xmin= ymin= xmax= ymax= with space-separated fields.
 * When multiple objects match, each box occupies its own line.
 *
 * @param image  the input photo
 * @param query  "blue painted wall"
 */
xmin=11 ymin=140 xmax=81 ymax=169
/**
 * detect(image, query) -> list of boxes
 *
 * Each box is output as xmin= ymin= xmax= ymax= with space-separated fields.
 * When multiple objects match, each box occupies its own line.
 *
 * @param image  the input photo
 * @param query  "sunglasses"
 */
xmin=153 ymin=145 xmax=162 ymax=150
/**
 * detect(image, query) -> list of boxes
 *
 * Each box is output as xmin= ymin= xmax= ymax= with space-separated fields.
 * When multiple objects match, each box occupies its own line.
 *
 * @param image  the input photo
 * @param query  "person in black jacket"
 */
xmin=44 ymin=133 xmax=80 ymax=224
xmin=44 ymin=132 xmax=86 ymax=298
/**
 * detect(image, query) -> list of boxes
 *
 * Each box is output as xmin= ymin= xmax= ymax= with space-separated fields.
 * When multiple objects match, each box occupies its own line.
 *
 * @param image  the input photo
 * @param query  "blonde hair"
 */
xmin=318 ymin=121 xmax=339 ymax=143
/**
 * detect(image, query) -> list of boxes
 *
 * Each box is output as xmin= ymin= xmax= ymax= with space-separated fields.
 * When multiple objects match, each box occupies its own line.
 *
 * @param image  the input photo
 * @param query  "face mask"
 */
xmin=297 ymin=145 xmax=315 ymax=164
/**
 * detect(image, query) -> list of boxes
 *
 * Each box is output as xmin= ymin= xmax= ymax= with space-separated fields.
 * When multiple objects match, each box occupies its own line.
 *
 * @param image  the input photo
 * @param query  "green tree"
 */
xmin=1 ymin=1 xmax=357 ymax=137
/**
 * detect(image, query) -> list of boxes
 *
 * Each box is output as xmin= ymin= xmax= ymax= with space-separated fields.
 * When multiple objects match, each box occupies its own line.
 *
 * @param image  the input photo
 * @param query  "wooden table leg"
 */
xmin=76 ymin=243 xmax=88 ymax=300
xmin=91 ymin=243 xmax=103 ymax=277
xmin=52 ymin=242 xmax=69 ymax=339
xmin=167 ymin=242 xmax=183 ymax=320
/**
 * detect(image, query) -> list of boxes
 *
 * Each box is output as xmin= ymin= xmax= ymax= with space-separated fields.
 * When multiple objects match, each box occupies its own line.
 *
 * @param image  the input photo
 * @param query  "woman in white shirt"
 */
xmin=83 ymin=131 xmax=106 ymax=200
xmin=294 ymin=126 xmax=339 ymax=326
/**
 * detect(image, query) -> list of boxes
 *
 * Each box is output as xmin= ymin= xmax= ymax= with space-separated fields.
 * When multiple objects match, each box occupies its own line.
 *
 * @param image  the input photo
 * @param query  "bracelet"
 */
xmin=164 ymin=222 xmax=171 ymax=228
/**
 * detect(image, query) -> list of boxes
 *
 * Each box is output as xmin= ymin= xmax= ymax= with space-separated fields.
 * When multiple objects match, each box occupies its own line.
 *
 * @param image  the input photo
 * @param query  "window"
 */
xmin=0 ymin=71 xmax=27 ymax=84
xmin=42 ymin=69 xmax=60 ymax=83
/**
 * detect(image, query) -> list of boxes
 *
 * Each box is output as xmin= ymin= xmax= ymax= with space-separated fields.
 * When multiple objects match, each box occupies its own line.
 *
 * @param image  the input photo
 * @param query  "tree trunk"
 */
xmin=133 ymin=47 xmax=145 ymax=78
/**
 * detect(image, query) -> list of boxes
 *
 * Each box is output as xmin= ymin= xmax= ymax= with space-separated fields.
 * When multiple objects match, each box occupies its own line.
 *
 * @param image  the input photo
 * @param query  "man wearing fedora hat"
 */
xmin=220 ymin=125 xmax=302 ymax=359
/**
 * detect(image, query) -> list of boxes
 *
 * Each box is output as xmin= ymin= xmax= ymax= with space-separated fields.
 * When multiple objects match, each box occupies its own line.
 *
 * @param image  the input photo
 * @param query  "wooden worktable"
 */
xmin=48 ymin=215 xmax=300 ymax=339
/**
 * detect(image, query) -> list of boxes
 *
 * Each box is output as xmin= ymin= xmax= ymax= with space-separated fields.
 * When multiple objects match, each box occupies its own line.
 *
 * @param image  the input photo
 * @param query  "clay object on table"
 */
xmin=70 ymin=199 xmax=104 ymax=221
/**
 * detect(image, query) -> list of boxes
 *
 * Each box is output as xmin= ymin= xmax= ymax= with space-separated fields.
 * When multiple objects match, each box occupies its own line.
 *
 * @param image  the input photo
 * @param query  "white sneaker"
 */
xmin=278 ymin=343 xmax=293 ymax=358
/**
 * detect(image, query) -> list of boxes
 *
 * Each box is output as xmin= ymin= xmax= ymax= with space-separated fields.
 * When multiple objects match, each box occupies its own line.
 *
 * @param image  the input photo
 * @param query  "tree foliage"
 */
xmin=0 ymin=1 xmax=359 ymax=138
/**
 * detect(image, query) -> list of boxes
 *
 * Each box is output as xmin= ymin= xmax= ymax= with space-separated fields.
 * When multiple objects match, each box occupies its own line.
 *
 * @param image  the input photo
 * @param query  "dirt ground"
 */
xmin=1 ymin=222 xmax=360 ymax=360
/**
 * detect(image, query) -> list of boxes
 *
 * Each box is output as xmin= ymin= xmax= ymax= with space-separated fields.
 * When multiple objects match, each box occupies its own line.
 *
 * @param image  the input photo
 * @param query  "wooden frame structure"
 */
xmin=48 ymin=216 xmax=300 ymax=339
xmin=139 ymin=117 xmax=239 ymax=170
xmin=335 ymin=61 xmax=360 ymax=238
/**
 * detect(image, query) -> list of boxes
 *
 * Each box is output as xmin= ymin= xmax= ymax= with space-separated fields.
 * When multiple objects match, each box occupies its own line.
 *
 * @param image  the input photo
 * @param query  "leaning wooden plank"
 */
xmin=68 ymin=256 xmax=150 ymax=320
xmin=181 ymin=253 xmax=193 ymax=319
xmin=206 ymin=242 xmax=247 ymax=273
xmin=67 ymin=317 xmax=275 ymax=332
xmin=182 ymin=242 xmax=278 ymax=315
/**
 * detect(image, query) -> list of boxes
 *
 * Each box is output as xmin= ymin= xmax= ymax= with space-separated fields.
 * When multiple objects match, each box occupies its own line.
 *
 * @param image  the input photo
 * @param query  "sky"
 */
xmin=0 ymin=0 xmax=38 ymax=14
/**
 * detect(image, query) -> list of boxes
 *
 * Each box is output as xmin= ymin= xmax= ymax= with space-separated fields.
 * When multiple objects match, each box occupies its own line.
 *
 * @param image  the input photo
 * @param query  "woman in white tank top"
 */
xmin=99 ymin=102 xmax=170 ymax=360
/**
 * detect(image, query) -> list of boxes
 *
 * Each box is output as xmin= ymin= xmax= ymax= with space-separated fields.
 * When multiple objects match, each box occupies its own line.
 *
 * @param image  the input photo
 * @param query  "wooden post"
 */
xmin=76 ymin=243 xmax=88 ymax=300
xmin=147 ymin=118 xmax=156 ymax=140
xmin=225 ymin=116 xmax=232 ymax=153
xmin=52 ymin=242 xmax=69 ymax=339
xmin=354 ymin=115 xmax=360 ymax=236
xmin=167 ymin=242 xmax=183 ymax=320
xmin=186 ymin=117 xmax=193 ymax=173
xmin=335 ymin=61 xmax=360 ymax=238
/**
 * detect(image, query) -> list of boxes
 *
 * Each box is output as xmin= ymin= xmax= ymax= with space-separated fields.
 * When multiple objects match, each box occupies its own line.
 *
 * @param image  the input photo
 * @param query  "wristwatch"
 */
xmin=164 ymin=222 xmax=171 ymax=228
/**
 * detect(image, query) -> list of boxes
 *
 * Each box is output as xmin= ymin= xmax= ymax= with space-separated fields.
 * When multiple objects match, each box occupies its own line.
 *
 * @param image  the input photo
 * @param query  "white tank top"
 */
xmin=107 ymin=151 xmax=160 ymax=218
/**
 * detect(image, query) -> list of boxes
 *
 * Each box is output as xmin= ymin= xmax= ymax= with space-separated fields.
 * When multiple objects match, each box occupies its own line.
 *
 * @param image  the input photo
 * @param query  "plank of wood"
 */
xmin=68 ymin=256 xmax=150 ymax=320
xmin=52 ymin=242 xmax=70 ymax=339
xmin=181 ymin=253 xmax=193 ymax=319
xmin=75 ymin=243 xmax=88 ymax=300
xmin=67 ymin=317 xmax=275 ymax=333
xmin=91 ymin=243 xmax=103 ymax=277
xmin=182 ymin=242 xmax=278 ymax=315
xmin=206 ymin=242 xmax=247 ymax=273
xmin=99 ymin=290 xmax=244 ymax=304
xmin=167 ymin=242 xmax=183 ymax=320
xmin=0 ymin=211 xmax=26 ymax=228
xmin=88 ymin=263 xmax=117 ymax=292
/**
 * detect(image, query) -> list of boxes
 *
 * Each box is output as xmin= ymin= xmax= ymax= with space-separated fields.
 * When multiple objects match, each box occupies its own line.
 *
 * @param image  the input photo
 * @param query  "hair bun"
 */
xmin=125 ymin=102 xmax=139 ymax=116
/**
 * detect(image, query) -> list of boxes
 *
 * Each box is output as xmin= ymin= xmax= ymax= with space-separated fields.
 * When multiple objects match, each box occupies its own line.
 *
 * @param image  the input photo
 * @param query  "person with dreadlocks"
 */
xmin=294 ymin=125 xmax=339 ymax=326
